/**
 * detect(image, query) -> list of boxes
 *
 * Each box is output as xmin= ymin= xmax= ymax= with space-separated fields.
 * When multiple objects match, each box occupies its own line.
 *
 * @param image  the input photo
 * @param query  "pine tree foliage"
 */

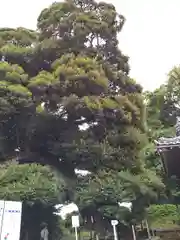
xmin=0 ymin=0 xmax=164 ymax=232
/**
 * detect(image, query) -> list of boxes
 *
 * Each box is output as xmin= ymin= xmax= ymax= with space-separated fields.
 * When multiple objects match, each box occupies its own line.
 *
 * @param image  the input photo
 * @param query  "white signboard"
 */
xmin=0 ymin=201 xmax=22 ymax=240
xmin=71 ymin=215 xmax=80 ymax=228
xmin=111 ymin=220 xmax=118 ymax=226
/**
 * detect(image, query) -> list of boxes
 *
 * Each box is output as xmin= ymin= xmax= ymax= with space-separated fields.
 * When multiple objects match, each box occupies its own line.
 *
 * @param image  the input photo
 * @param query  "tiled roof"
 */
xmin=155 ymin=117 xmax=180 ymax=149
xmin=155 ymin=137 xmax=180 ymax=146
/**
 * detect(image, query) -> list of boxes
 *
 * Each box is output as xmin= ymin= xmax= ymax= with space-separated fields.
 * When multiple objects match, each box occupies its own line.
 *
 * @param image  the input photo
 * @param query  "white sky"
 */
xmin=1 ymin=0 xmax=180 ymax=91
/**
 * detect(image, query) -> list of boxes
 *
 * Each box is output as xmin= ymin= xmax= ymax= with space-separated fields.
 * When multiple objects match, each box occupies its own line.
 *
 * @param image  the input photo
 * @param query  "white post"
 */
xmin=96 ymin=234 xmax=99 ymax=240
xmin=75 ymin=227 xmax=78 ymax=240
xmin=72 ymin=215 xmax=80 ymax=240
xmin=113 ymin=225 xmax=118 ymax=240
xmin=132 ymin=225 xmax=136 ymax=240
xmin=145 ymin=219 xmax=151 ymax=239
xmin=111 ymin=220 xmax=118 ymax=240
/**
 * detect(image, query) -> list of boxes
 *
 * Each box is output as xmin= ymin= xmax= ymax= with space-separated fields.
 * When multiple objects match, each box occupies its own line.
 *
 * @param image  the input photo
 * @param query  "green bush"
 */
xmin=147 ymin=204 xmax=180 ymax=228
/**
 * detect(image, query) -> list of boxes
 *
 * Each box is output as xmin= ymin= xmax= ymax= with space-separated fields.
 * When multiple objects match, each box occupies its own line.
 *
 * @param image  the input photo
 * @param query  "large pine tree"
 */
xmin=0 ymin=0 xmax=163 ymax=236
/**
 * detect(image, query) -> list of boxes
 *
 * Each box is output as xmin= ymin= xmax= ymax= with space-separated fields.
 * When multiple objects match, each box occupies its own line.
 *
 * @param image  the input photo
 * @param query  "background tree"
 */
xmin=144 ymin=66 xmax=180 ymax=173
xmin=144 ymin=66 xmax=180 ymax=222
xmin=0 ymin=162 xmax=66 ymax=240
xmin=143 ymin=87 xmax=174 ymax=173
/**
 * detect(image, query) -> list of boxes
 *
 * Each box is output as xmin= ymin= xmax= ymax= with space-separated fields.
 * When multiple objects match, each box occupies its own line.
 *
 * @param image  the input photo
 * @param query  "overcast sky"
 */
xmin=1 ymin=0 xmax=180 ymax=91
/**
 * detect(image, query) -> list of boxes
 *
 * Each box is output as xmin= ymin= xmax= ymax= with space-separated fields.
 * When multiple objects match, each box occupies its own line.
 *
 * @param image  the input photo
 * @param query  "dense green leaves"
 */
xmin=147 ymin=204 xmax=180 ymax=228
xmin=0 ymin=162 xmax=65 ymax=204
